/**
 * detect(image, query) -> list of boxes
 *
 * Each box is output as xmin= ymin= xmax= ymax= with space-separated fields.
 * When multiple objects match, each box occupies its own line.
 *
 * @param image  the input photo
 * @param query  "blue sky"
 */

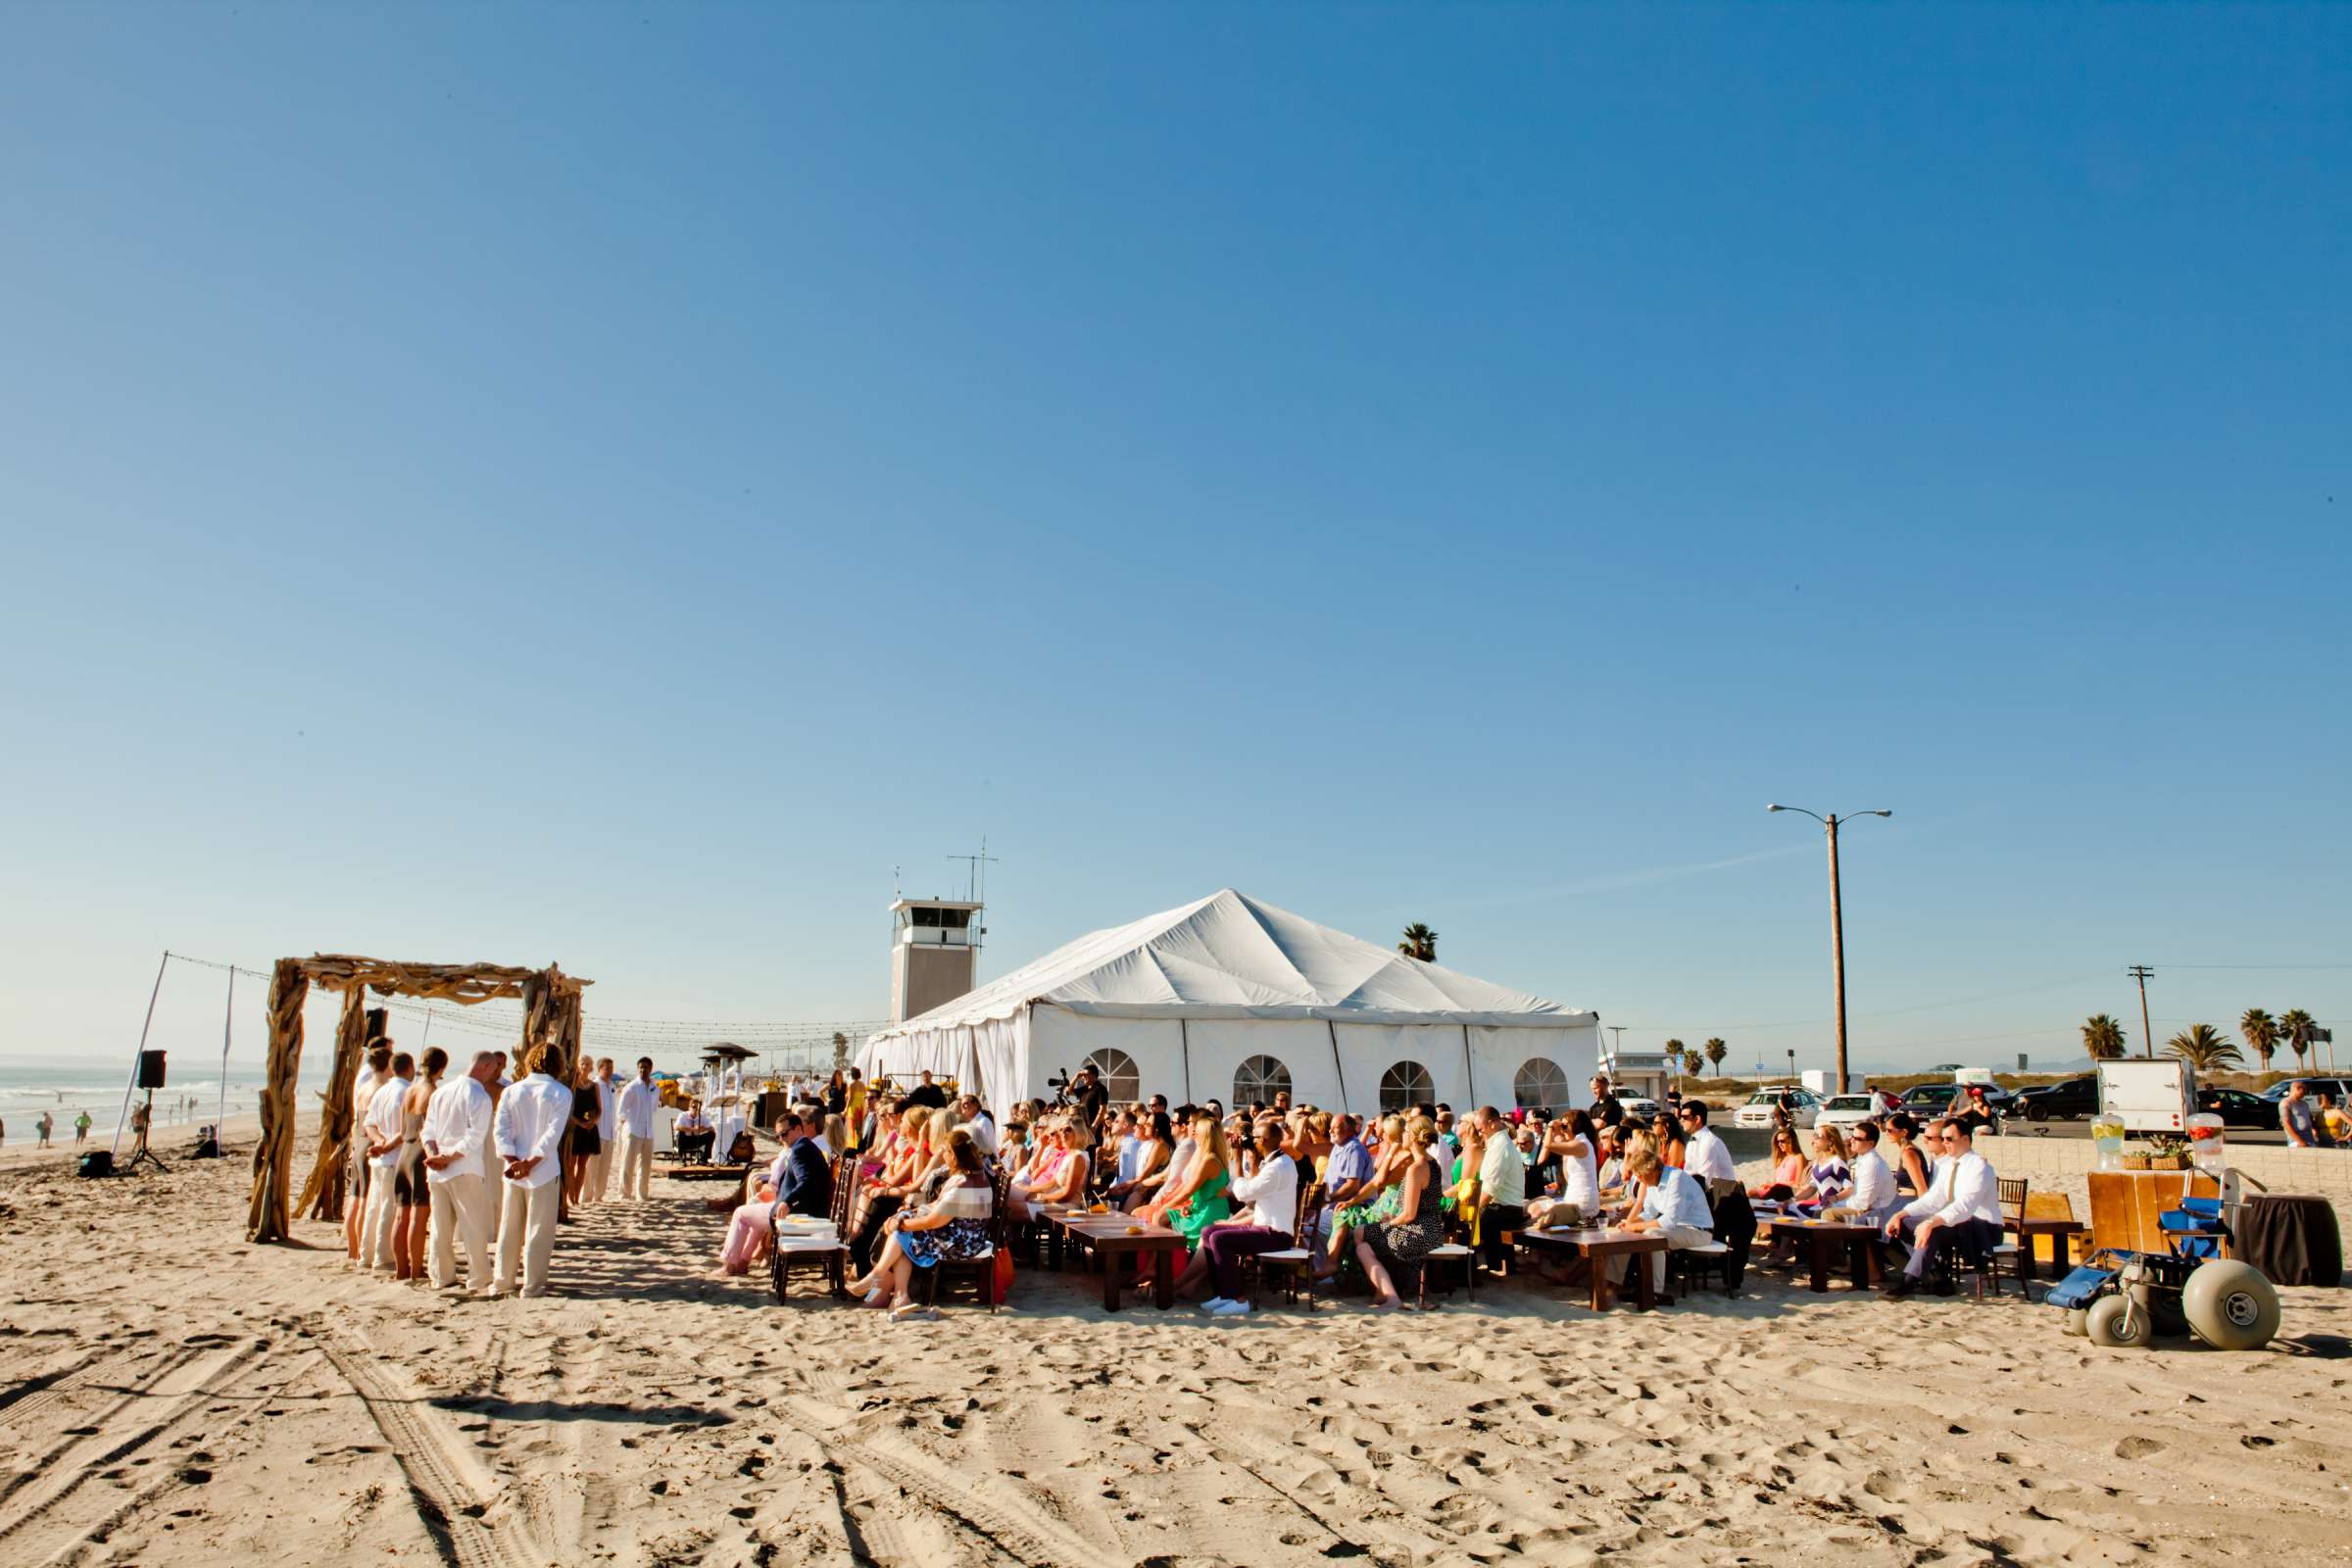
xmin=2 ymin=4 xmax=2345 ymax=1078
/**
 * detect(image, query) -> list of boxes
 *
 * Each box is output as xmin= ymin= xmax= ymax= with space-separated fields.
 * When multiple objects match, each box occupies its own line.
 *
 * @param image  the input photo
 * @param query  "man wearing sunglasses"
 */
xmin=1880 ymin=1118 xmax=2001 ymax=1298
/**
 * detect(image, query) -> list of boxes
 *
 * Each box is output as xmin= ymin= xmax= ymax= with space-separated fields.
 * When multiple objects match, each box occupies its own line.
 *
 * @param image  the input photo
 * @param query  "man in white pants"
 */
xmin=422 ymin=1051 xmax=499 ymax=1295
xmin=358 ymin=1054 xmax=414 ymax=1272
xmin=493 ymin=1046 xmax=572 ymax=1298
xmin=588 ymin=1057 xmax=619 ymax=1202
xmin=614 ymin=1056 xmax=660 ymax=1200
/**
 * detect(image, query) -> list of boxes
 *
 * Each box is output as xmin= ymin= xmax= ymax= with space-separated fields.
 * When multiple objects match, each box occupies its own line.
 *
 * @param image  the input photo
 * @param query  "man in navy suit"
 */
xmin=776 ymin=1107 xmax=834 ymax=1217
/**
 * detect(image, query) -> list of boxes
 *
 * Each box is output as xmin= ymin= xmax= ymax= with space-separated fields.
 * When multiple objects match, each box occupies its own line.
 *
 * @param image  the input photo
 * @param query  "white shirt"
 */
xmin=493 ymin=1072 xmax=574 ymax=1188
xmin=363 ymin=1077 xmax=412 ymax=1168
xmin=1847 ymin=1149 xmax=1897 ymax=1216
xmin=616 ymin=1078 xmax=659 ymax=1139
xmin=1683 ymin=1127 xmax=1738 ymax=1186
xmin=1559 ymin=1140 xmax=1600 ymax=1214
xmin=594 ymin=1076 xmax=618 ymax=1138
xmin=1900 ymin=1149 xmax=2000 ymax=1228
xmin=421 ymin=1076 xmax=493 ymax=1183
xmin=349 ymin=1066 xmax=380 ymax=1148
xmin=1228 ymin=1151 xmax=1298 ymax=1237
xmin=1478 ymin=1131 xmax=1527 ymax=1207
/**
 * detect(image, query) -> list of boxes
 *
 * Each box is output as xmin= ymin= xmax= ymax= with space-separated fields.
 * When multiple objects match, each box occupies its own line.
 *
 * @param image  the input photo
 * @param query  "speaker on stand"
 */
xmin=127 ymin=1051 xmax=168 ymax=1174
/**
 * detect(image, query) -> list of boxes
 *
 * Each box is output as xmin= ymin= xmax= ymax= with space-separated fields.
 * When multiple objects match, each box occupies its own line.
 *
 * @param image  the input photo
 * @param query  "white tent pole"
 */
xmin=1327 ymin=1019 xmax=1350 ymax=1117
xmin=1179 ymin=1018 xmax=1192 ymax=1102
xmin=215 ymin=967 xmax=234 ymax=1135
xmin=113 ymin=951 xmax=170 ymax=1157
xmin=1461 ymin=1024 xmax=1477 ymax=1108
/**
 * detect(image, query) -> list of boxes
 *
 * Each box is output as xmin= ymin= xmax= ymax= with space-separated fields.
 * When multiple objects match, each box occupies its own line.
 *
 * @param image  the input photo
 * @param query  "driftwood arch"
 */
xmin=246 ymin=955 xmax=590 ymax=1244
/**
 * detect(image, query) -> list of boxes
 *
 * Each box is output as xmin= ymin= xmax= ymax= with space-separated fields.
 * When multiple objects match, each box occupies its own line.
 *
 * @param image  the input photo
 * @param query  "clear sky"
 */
xmin=2 ymin=4 xmax=2345 ymax=1079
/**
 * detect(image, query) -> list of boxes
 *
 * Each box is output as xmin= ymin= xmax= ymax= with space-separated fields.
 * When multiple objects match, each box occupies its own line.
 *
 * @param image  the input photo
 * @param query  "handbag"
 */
xmin=991 ymin=1247 xmax=1016 ymax=1305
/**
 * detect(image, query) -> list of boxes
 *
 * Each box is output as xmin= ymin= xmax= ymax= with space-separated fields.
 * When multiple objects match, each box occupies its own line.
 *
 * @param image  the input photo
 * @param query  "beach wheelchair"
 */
xmin=2046 ymin=1182 xmax=2280 ymax=1351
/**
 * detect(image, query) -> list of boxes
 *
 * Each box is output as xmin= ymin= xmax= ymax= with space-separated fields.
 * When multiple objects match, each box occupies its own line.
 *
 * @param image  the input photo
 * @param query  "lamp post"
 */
xmin=1767 ymin=804 xmax=1893 ymax=1095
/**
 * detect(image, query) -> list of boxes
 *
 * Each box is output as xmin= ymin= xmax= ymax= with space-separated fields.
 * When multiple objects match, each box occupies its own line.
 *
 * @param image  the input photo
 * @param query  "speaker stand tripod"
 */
xmin=124 ymin=1088 xmax=168 ymax=1175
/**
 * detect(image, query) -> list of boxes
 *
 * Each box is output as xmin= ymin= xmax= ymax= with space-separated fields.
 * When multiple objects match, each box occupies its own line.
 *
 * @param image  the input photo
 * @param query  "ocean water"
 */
xmin=0 ymin=1054 xmax=334 ymax=1143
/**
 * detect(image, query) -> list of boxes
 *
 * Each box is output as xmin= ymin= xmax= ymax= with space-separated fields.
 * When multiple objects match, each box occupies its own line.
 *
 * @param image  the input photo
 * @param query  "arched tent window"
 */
xmin=1081 ymin=1048 xmax=1141 ymax=1103
xmin=1379 ymin=1059 xmax=1434 ymax=1113
xmin=1514 ymin=1056 xmax=1570 ymax=1110
xmin=1233 ymin=1054 xmax=1292 ymax=1106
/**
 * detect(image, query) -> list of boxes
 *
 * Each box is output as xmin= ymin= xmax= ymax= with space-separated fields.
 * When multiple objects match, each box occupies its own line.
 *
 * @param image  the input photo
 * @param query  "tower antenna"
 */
xmin=946 ymin=836 xmax=1001 ymax=905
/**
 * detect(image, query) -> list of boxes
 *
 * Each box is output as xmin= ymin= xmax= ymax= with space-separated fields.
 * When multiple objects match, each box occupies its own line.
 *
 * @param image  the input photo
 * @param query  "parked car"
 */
xmin=2196 ymin=1087 xmax=2278 ymax=1129
xmin=1616 ymin=1096 xmax=1664 ymax=1122
xmin=1735 ymin=1086 xmax=1822 ymax=1129
xmin=2015 ymin=1075 xmax=2100 ymax=1122
xmin=1813 ymin=1091 xmax=1901 ymax=1131
xmin=1899 ymin=1083 xmax=1962 ymax=1111
xmin=2257 ymin=1077 xmax=2352 ymax=1103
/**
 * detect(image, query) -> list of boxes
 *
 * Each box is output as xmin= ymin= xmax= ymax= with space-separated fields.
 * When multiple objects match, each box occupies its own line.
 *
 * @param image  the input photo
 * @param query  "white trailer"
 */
xmin=2098 ymin=1059 xmax=2194 ymax=1133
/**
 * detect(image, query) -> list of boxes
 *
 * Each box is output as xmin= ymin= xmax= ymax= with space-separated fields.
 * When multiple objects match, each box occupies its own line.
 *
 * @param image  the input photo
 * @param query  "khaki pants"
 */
xmin=589 ymin=1140 xmax=614 ymax=1202
xmin=494 ymin=1178 xmax=562 ymax=1297
xmin=616 ymin=1132 xmax=654 ymax=1200
xmin=428 ymin=1174 xmax=491 ymax=1291
xmin=359 ymin=1163 xmax=401 ymax=1269
xmin=1609 ymin=1223 xmax=1716 ymax=1295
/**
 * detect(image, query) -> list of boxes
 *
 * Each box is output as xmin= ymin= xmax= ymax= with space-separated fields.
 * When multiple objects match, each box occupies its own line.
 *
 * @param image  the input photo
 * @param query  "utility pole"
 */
xmin=2127 ymin=965 xmax=2155 ymax=1058
xmin=1767 ymin=805 xmax=1890 ymax=1096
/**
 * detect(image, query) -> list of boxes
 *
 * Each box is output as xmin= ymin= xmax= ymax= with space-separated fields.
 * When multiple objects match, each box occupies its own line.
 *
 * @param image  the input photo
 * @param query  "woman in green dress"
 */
xmin=1147 ymin=1110 xmax=1233 ymax=1250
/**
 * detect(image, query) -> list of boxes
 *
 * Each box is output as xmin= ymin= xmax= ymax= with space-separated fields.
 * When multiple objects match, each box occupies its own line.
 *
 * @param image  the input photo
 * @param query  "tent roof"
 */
xmin=869 ymin=888 xmax=1592 ymax=1040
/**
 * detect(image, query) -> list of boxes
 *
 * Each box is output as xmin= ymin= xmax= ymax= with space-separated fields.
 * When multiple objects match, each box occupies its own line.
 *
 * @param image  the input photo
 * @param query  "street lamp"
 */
xmin=1767 ymin=804 xmax=1893 ymax=1095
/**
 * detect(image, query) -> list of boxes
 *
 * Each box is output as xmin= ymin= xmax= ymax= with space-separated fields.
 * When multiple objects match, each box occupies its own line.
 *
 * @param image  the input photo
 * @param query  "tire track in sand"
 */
xmin=308 ymin=1322 xmax=544 ymax=1568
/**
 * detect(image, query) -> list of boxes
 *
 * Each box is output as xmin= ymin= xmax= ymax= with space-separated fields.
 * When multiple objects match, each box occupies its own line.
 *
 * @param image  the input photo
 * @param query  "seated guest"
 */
xmin=1110 ymin=1111 xmax=1174 ymax=1212
xmin=847 ymin=1105 xmax=931 ymax=1274
xmin=998 ymin=1120 xmax=1030 ymax=1173
xmin=846 ymin=1128 xmax=995 ymax=1320
xmin=1789 ymin=1124 xmax=1853 ymax=1216
xmin=1677 ymin=1100 xmax=1753 ymax=1293
xmin=1178 ymin=1120 xmax=1299 ymax=1314
xmin=1884 ymin=1112 xmax=1932 ymax=1197
xmin=1006 ymin=1119 xmax=1091 ymax=1220
xmin=1314 ymin=1113 xmax=1377 ymax=1277
xmin=1607 ymin=1148 xmax=1715 ymax=1305
xmin=1882 ymin=1119 xmax=2001 ymax=1298
xmin=1143 ymin=1112 xmax=1233 ymax=1250
xmin=1129 ymin=1105 xmax=1198 ymax=1209
xmin=1825 ymin=1119 xmax=1900 ymax=1227
xmin=1749 ymin=1126 xmax=1805 ymax=1201
xmin=717 ymin=1108 xmax=834 ymax=1275
xmin=1473 ymin=1105 xmax=1528 ymax=1273
xmin=1651 ymin=1112 xmax=1687 ymax=1169
xmin=1353 ymin=1122 xmax=1446 ymax=1311
xmin=1527 ymin=1109 xmax=1600 ymax=1230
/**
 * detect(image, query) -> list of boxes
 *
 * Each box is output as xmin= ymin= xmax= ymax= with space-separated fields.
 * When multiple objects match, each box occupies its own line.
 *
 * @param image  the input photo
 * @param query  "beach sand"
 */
xmin=2 ymin=1121 xmax=2347 ymax=1567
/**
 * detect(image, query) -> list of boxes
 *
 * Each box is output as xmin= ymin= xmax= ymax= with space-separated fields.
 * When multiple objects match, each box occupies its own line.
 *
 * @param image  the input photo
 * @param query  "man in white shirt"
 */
xmin=1677 ymin=1099 xmax=1755 ymax=1294
xmin=422 ymin=1052 xmax=500 ymax=1293
xmin=357 ymin=1053 xmax=414 ymax=1273
xmin=614 ymin=1057 xmax=661 ymax=1200
xmin=1473 ymin=1106 xmax=1529 ymax=1275
xmin=1882 ymin=1119 xmax=2002 ymax=1298
xmin=587 ymin=1057 xmax=619 ymax=1203
xmin=956 ymin=1095 xmax=999 ymax=1159
xmin=1836 ymin=1120 xmax=1901 ymax=1227
xmin=1193 ymin=1121 xmax=1300 ymax=1315
xmin=345 ymin=1043 xmax=392 ymax=1263
xmin=492 ymin=1046 xmax=574 ymax=1298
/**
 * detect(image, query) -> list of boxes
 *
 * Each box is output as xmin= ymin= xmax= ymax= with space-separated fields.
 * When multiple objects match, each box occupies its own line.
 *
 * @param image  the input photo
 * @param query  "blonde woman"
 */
xmin=1009 ymin=1118 xmax=1091 ymax=1219
xmin=1146 ymin=1112 xmax=1232 ymax=1250
xmin=849 ymin=1105 xmax=930 ymax=1274
xmin=848 ymin=1129 xmax=995 ymax=1321
xmin=1789 ymin=1124 xmax=1851 ymax=1217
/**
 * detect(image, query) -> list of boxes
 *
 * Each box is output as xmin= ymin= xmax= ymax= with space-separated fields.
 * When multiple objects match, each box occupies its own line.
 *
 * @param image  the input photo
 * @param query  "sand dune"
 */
xmin=2 ymin=1129 xmax=2346 ymax=1567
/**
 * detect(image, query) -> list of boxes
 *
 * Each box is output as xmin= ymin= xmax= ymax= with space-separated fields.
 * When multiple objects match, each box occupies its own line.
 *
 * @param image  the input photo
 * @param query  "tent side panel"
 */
xmin=1178 ymin=1019 xmax=1342 ymax=1113
xmin=1468 ymin=1021 xmax=1600 ymax=1111
xmin=1334 ymin=1022 xmax=1475 ymax=1116
xmin=1027 ymin=1008 xmax=1186 ymax=1109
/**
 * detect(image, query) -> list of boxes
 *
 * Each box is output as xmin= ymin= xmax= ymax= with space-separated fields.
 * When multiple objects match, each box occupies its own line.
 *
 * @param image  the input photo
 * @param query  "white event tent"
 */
xmin=856 ymin=889 xmax=1599 ymax=1119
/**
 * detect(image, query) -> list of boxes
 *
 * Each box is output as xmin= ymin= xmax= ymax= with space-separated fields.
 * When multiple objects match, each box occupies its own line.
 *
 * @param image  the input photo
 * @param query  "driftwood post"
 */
xmin=298 ymin=991 xmax=374 ymax=1222
xmin=247 ymin=958 xmax=309 ymax=1243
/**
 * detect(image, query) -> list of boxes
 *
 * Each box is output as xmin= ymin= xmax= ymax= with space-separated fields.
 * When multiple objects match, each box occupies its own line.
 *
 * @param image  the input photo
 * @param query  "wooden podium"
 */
xmin=2086 ymin=1170 xmax=2220 ymax=1256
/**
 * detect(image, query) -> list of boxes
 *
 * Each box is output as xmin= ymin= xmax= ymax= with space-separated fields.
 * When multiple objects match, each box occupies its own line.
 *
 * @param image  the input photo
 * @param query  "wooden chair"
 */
xmin=1975 ymin=1177 xmax=2032 ymax=1300
xmin=1667 ymin=1239 xmax=1737 ymax=1297
xmin=918 ymin=1168 xmax=1008 ymax=1312
xmin=1419 ymin=1218 xmax=1478 ymax=1307
xmin=769 ymin=1153 xmax=851 ymax=1303
xmin=1245 ymin=1181 xmax=1324 ymax=1312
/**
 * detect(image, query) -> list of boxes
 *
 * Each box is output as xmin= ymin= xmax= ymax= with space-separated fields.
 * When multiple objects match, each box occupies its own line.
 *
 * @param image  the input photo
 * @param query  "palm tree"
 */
xmin=2239 ymin=1009 xmax=2278 ymax=1075
xmin=2082 ymin=1013 xmax=2128 ymax=1061
xmin=1396 ymin=923 xmax=1438 ymax=962
xmin=2164 ymin=1024 xmax=2242 ymax=1072
xmin=2278 ymin=1008 xmax=2318 ymax=1072
xmin=1663 ymin=1039 xmax=1687 ymax=1077
xmin=1704 ymin=1038 xmax=1728 ymax=1076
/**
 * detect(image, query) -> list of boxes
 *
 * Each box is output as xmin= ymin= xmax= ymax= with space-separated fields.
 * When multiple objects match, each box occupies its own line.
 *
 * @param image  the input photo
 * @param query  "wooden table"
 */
xmin=2011 ymin=1217 xmax=2087 ymax=1279
xmin=1049 ymin=1213 xmax=1190 ymax=1311
xmin=1516 ymin=1227 xmax=1666 ymax=1311
xmin=1758 ymin=1216 xmax=1881 ymax=1293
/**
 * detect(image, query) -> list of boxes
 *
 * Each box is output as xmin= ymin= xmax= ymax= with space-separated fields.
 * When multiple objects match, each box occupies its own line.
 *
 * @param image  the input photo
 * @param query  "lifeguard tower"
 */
xmin=889 ymin=897 xmax=984 ymax=1024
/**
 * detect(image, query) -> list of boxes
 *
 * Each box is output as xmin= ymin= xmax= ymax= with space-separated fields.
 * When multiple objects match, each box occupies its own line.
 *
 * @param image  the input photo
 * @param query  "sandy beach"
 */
xmin=0 ymin=1117 xmax=2342 ymax=1568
